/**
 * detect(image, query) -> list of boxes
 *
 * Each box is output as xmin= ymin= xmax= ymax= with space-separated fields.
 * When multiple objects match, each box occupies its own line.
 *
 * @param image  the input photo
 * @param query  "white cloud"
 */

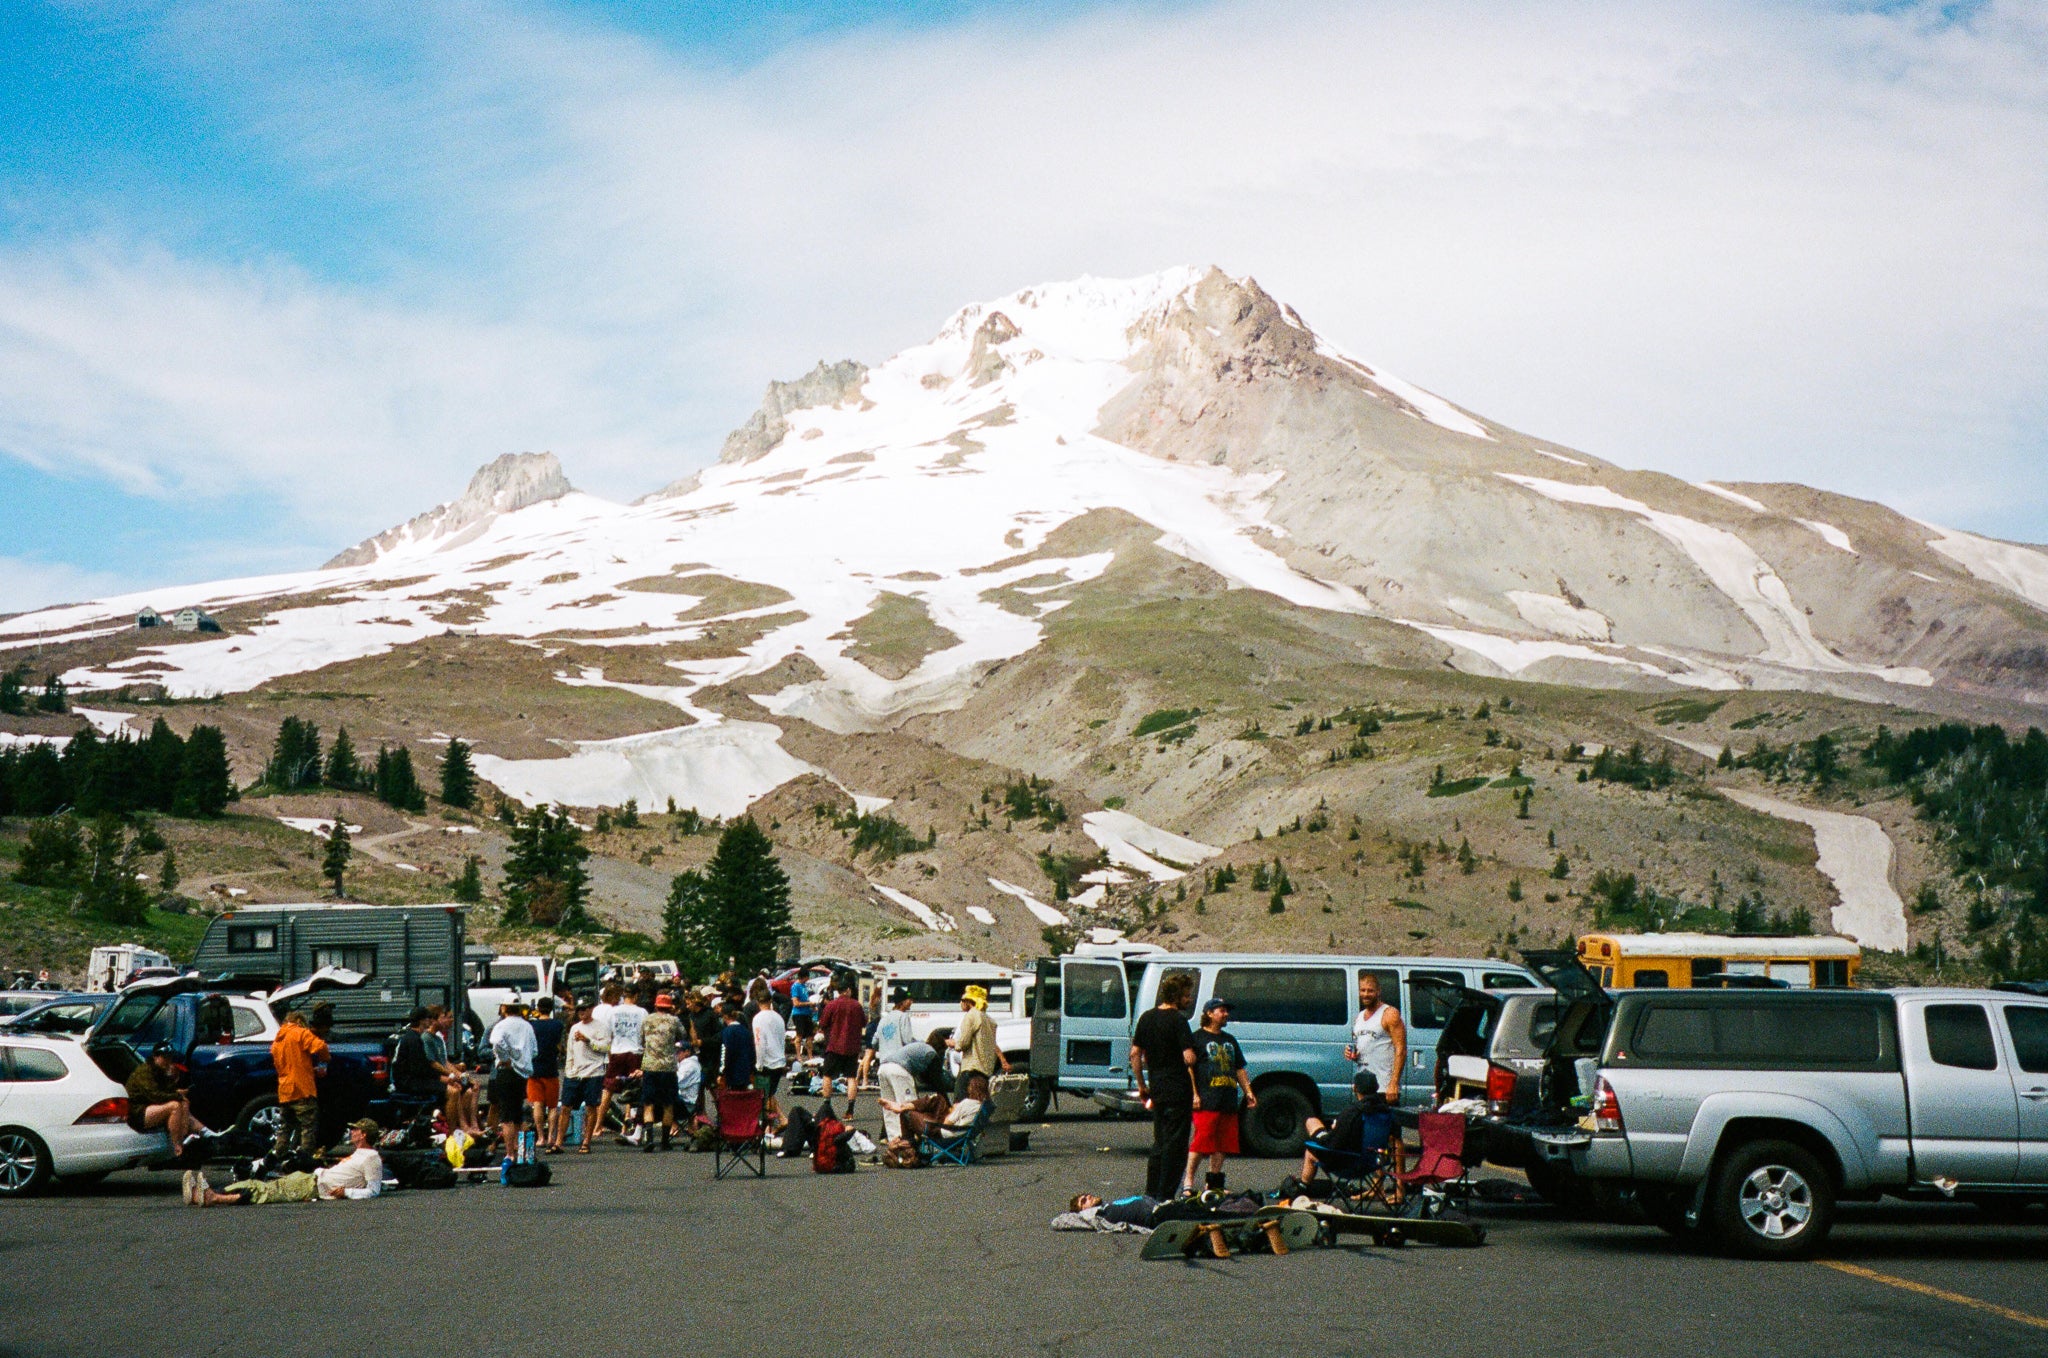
xmin=0 ymin=556 xmax=128 ymax=618
xmin=1 ymin=0 xmax=2044 ymax=568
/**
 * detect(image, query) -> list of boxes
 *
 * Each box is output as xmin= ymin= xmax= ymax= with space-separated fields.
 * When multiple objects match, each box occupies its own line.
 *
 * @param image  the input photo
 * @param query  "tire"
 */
xmin=1240 ymin=1084 xmax=1313 ymax=1158
xmin=0 ymin=1128 xmax=54 ymax=1198
xmin=237 ymin=1094 xmax=283 ymax=1143
xmin=1020 ymin=1079 xmax=1053 ymax=1122
xmin=1709 ymin=1140 xmax=1834 ymax=1259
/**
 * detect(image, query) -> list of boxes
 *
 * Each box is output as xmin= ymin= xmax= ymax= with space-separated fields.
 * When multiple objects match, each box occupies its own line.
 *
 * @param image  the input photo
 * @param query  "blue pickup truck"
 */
xmin=83 ymin=969 xmax=399 ymax=1152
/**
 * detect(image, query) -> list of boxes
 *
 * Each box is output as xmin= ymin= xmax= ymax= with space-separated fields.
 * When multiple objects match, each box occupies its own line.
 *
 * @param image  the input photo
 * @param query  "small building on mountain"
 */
xmin=135 ymin=607 xmax=163 ymax=629
xmin=170 ymin=608 xmax=221 ymax=634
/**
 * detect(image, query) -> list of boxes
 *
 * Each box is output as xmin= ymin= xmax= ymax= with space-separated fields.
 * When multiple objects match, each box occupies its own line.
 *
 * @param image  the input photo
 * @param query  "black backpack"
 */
xmin=384 ymin=1149 xmax=456 ymax=1190
xmin=507 ymin=1160 xmax=552 ymax=1188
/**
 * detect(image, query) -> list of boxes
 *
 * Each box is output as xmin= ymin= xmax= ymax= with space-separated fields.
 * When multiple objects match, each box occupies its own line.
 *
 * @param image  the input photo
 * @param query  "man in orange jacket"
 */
xmin=271 ymin=1011 xmax=330 ymax=1158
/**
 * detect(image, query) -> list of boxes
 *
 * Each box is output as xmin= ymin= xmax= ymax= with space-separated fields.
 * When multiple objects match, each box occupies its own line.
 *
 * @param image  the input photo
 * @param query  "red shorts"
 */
xmin=1190 ymin=1109 xmax=1240 ymax=1155
xmin=604 ymin=1052 xmax=641 ymax=1092
xmin=526 ymin=1077 xmax=561 ymax=1108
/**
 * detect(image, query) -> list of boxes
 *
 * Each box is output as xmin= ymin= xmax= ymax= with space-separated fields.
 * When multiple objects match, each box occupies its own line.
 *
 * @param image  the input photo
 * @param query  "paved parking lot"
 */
xmin=4 ymin=1111 xmax=2046 ymax=1358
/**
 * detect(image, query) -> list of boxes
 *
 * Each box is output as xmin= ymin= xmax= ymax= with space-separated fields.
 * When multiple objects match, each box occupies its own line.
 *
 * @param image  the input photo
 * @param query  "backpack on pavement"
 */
xmin=812 ymin=1115 xmax=855 ymax=1174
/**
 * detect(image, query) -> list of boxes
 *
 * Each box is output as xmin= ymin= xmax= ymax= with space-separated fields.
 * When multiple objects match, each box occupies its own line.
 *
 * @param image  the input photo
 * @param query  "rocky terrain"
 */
xmin=6 ymin=267 xmax=2045 ymax=970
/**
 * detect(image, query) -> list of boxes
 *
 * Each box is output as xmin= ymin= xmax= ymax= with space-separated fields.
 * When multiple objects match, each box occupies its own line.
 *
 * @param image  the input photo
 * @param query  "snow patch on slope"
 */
xmin=1081 ymin=810 xmax=1219 ymax=883
xmin=1918 ymin=521 xmax=2048 ymax=614
xmin=1719 ymin=789 xmax=1907 ymax=952
xmin=1314 ymin=342 xmax=1492 ymax=440
xmin=1695 ymin=482 xmax=1769 ymax=513
xmin=1500 ymin=475 xmax=1929 ymax=686
xmin=1506 ymin=591 xmax=1611 ymax=641
xmin=1798 ymin=520 xmax=1856 ymax=554
xmin=871 ymin=883 xmax=956 ymax=933
xmin=988 ymin=877 xmax=1069 ymax=926
xmin=472 ymin=721 xmax=817 ymax=820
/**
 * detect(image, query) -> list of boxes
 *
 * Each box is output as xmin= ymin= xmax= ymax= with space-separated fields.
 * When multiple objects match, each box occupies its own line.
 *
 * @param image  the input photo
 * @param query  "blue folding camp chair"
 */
xmin=1304 ymin=1106 xmax=1400 ymax=1209
xmin=919 ymin=1099 xmax=992 ymax=1167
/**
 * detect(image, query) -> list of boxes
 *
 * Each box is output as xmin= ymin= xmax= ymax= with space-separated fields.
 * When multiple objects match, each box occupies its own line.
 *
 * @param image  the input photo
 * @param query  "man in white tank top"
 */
xmin=1346 ymin=974 xmax=1407 ymax=1106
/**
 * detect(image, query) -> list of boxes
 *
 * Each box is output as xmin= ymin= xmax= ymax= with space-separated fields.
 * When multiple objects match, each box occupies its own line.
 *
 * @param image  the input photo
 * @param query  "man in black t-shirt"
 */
xmin=1186 ymin=999 xmax=1257 ymax=1196
xmin=1129 ymin=973 xmax=1197 ymax=1199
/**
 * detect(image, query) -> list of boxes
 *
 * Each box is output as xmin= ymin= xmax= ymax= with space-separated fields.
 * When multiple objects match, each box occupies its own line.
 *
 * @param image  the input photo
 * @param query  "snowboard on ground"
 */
xmin=1263 ymin=1205 xmax=1487 ymax=1248
xmin=1140 ymin=1210 xmax=1319 ymax=1261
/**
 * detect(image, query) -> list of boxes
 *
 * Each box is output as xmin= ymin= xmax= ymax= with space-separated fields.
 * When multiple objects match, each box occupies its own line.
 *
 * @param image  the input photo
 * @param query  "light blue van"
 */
xmin=1030 ymin=949 xmax=1539 ymax=1155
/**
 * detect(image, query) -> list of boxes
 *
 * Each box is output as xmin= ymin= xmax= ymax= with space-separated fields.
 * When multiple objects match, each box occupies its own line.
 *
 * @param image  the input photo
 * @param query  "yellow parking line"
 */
xmin=1817 ymin=1259 xmax=2048 ymax=1331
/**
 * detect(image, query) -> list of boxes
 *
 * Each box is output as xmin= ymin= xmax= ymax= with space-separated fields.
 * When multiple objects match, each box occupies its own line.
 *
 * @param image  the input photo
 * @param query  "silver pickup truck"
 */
xmin=1565 ymin=987 xmax=2048 ymax=1258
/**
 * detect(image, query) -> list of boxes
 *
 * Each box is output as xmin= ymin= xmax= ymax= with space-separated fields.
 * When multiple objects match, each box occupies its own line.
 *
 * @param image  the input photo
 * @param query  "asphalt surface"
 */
xmin=5 ymin=1108 xmax=2047 ymax=1358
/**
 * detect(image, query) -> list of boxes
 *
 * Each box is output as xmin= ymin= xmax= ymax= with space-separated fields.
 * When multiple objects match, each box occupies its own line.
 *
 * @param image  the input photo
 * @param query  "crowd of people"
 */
xmin=143 ymin=964 xmax=1015 ymax=1205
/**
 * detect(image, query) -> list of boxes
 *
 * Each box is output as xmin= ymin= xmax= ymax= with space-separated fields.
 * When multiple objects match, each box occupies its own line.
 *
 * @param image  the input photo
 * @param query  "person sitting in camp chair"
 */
xmin=1297 ymin=1070 xmax=1402 ymax=1204
xmin=886 ymin=1071 xmax=987 ymax=1153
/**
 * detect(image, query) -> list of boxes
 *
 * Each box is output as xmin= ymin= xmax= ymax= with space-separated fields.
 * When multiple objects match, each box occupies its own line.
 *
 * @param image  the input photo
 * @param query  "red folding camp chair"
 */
xmin=1394 ymin=1111 xmax=1473 ymax=1208
xmin=713 ymin=1088 xmax=767 ymax=1179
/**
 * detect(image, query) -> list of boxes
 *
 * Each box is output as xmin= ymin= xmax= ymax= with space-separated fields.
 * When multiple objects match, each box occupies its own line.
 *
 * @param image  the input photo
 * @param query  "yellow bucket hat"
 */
xmin=963 ymin=984 xmax=988 ymax=1008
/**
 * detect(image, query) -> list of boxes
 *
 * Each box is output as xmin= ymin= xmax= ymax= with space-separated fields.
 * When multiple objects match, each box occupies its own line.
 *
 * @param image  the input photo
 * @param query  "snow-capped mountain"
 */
xmin=7 ymin=267 xmax=2047 ymax=825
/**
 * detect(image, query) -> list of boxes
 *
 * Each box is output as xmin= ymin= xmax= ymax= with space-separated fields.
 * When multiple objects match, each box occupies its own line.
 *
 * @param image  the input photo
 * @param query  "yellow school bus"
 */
xmin=1577 ymin=933 xmax=1862 ymax=990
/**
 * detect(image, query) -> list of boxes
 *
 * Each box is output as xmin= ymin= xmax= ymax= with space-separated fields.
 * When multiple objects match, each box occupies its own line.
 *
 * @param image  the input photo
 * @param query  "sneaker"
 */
xmin=182 ymin=1169 xmax=202 ymax=1205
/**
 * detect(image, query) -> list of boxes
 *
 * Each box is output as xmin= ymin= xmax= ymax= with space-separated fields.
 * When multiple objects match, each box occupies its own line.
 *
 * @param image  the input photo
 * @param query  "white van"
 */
xmin=870 ymin=959 xmax=1035 ymax=1072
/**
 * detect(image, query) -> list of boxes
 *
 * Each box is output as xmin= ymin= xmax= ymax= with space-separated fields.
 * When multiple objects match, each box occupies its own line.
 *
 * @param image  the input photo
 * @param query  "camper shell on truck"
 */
xmin=190 ymin=904 xmax=466 ymax=1038
xmin=1032 ymin=950 xmax=1541 ymax=1155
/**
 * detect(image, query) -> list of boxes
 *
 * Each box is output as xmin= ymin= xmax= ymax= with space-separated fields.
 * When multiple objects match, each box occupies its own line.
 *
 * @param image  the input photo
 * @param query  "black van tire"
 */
xmin=1241 ymin=1084 xmax=1312 ymax=1158
xmin=1021 ymin=1078 xmax=1053 ymax=1121
xmin=1710 ymin=1139 xmax=1833 ymax=1259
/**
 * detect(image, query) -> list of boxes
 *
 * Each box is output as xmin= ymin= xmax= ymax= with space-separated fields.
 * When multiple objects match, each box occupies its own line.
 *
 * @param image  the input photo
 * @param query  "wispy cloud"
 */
xmin=0 ymin=554 xmax=128 ymax=618
xmin=0 ymin=0 xmax=2043 ymax=614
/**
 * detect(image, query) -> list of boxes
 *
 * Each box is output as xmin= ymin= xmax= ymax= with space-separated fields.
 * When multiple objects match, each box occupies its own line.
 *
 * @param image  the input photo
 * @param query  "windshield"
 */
xmin=99 ymin=991 xmax=174 ymax=1046
xmin=484 ymin=963 xmax=542 ymax=990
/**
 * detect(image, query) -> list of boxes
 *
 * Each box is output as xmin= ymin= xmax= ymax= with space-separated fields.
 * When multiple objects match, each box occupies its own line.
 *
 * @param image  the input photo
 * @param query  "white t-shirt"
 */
xmin=316 ymin=1147 xmax=384 ymax=1198
xmin=609 ymin=1002 xmax=648 ymax=1056
xmin=590 ymin=1002 xmax=616 ymax=1048
xmin=753 ymin=1007 xmax=788 ymax=1071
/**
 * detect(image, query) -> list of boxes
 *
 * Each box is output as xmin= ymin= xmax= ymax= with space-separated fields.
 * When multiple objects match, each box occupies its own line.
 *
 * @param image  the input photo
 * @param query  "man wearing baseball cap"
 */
xmin=947 ymin=983 xmax=1009 ymax=1100
xmin=1184 ymin=999 xmax=1257 ymax=1199
xmin=188 ymin=1118 xmax=384 ymax=1207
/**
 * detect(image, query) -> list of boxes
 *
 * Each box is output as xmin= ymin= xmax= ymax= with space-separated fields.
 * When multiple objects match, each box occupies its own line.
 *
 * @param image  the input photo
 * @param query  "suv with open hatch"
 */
xmin=1568 ymin=987 xmax=2048 ymax=1258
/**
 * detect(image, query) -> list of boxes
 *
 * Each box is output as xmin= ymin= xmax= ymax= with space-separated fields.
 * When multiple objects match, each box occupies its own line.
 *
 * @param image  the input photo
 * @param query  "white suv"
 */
xmin=0 ymin=1035 xmax=168 ymax=1197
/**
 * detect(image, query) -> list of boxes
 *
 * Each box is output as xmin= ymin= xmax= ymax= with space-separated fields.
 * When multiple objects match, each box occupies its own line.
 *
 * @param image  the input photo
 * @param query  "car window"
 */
xmin=0 ymin=1046 xmax=69 ymax=1081
xmin=1212 ymin=967 xmax=1347 ymax=1026
xmin=1483 ymin=971 xmax=1535 ymax=990
xmin=484 ymin=963 xmax=542 ymax=989
xmin=231 ymin=1005 xmax=268 ymax=1040
xmin=1631 ymin=1001 xmax=1884 ymax=1066
xmin=1405 ymin=970 xmax=1464 ymax=1030
xmin=1925 ymin=1004 xmax=1998 ymax=1071
xmin=2004 ymin=1007 xmax=2048 ymax=1075
xmin=1062 ymin=964 xmax=1126 ymax=1020
xmin=1634 ymin=969 xmax=1670 ymax=988
xmin=1521 ymin=1001 xmax=1562 ymax=1052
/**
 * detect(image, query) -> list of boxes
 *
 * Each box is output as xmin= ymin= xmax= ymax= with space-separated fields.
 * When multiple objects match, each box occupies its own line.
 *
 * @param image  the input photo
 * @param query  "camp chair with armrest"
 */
xmin=1306 ymin=1107 xmax=1400 ymax=1211
xmin=1393 ymin=1111 xmax=1473 ymax=1211
xmin=919 ymin=1098 xmax=992 ymax=1167
xmin=713 ymin=1088 xmax=767 ymax=1179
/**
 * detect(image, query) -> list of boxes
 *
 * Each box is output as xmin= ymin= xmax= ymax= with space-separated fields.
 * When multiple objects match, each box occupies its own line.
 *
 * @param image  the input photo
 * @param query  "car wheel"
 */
xmin=1240 ymin=1084 xmax=1312 ymax=1158
xmin=1020 ymin=1079 xmax=1053 ymax=1122
xmin=1710 ymin=1140 xmax=1834 ymax=1259
xmin=237 ymin=1094 xmax=283 ymax=1144
xmin=0 ymin=1128 xmax=53 ymax=1198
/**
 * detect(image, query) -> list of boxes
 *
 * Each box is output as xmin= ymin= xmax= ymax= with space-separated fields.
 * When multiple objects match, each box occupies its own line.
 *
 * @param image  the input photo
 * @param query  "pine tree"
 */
xmin=322 ymin=812 xmax=352 ymax=898
xmin=660 ymin=868 xmax=721 ymax=974
xmin=439 ymin=738 xmax=476 ymax=809
xmin=16 ymin=814 xmax=84 ymax=888
xmin=501 ymin=805 xmax=591 ymax=929
xmin=0 ymin=665 xmax=28 ymax=716
xmin=1551 ymin=854 xmax=1571 ymax=880
xmin=160 ymin=846 xmax=181 ymax=897
xmin=80 ymin=815 xmax=149 ymax=924
xmin=142 ymin=717 xmax=185 ymax=811
xmin=699 ymin=818 xmax=792 ymax=973
xmin=452 ymin=854 xmax=483 ymax=903
xmin=173 ymin=726 xmax=233 ymax=818
xmin=35 ymin=675 xmax=68 ymax=714
xmin=1458 ymin=838 xmax=1477 ymax=875
xmin=324 ymin=727 xmax=362 ymax=790
xmin=265 ymin=717 xmax=323 ymax=790
xmin=374 ymin=746 xmax=427 ymax=813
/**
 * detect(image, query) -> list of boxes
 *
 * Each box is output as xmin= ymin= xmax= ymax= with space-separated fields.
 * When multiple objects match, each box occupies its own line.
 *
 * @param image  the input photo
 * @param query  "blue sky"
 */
xmin=2 ymin=0 xmax=2044 ymax=611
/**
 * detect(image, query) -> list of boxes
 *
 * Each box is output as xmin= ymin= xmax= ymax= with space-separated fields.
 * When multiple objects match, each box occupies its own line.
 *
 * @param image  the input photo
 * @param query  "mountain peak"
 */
xmin=325 ymin=451 xmax=572 ymax=567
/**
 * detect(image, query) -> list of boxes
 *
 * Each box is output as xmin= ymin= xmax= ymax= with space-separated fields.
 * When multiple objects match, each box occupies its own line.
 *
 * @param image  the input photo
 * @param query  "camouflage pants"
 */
xmin=226 ymin=1171 xmax=318 ymax=1205
xmin=274 ymin=1099 xmax=320 ymax=1157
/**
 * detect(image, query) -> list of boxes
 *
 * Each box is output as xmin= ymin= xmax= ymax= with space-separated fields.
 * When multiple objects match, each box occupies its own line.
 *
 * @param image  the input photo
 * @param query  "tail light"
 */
xmin=370 ymin=1055 xmax=389 ymax=1086
xmin=1486 ymin=1062 xmax=1518 ymax=1116
xmin=1593 ymin=1077 xmax=1623 ymax=1134
xmin=75 ymin=1097 xmax=128 ymax=1125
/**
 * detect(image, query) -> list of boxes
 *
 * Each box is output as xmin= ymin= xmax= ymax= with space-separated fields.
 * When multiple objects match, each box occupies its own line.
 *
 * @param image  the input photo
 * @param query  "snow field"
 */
xmin=1918 ymin=521 xmax=2048 ymax=614
xmin=870 ymin=882 xmax=957 ymax=933
xmin=987 ymin=877 xmax=1069 ymax=927
xmin=1080 ymin=809 xmax=1219 ymax=883
xmin=1718 ymin=788 xmax=1908 ymax=953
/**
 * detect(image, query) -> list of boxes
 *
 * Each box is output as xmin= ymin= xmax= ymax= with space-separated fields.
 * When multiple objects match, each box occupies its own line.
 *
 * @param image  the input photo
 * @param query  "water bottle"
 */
xmin=568 ymin=1107 xmax=585 ymax=1145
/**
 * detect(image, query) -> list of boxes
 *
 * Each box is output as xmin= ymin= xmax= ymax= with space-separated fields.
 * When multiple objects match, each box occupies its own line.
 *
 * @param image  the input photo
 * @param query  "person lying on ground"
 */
xmin=1062 ymin=1193 xmax=1234 ymax=1229
xmin=124 ymin=1043 xmax=214 ymax=1152
xmin=186 ymin=1119 xmax=384 ymax=1207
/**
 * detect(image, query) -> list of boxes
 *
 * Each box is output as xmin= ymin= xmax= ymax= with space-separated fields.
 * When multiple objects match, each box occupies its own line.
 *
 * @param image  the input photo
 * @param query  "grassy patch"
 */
xmin=1489 ymin=774 xmax=1534 ymax=789
xmin=1731 ymin=711 xmax=1778 ymax=731
xmin=841 ymin=593 xmax=960 ymax=681
xmin=1648 ymin=697 xmax=1727 ymax=726
xmin=1133 ymin=707 xmax=1201 ymax=739
xmin=1426 ymin=777 xmax=1490 ymax=798
xmin=1392 ymin=898 xmax=1431 ymax=911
